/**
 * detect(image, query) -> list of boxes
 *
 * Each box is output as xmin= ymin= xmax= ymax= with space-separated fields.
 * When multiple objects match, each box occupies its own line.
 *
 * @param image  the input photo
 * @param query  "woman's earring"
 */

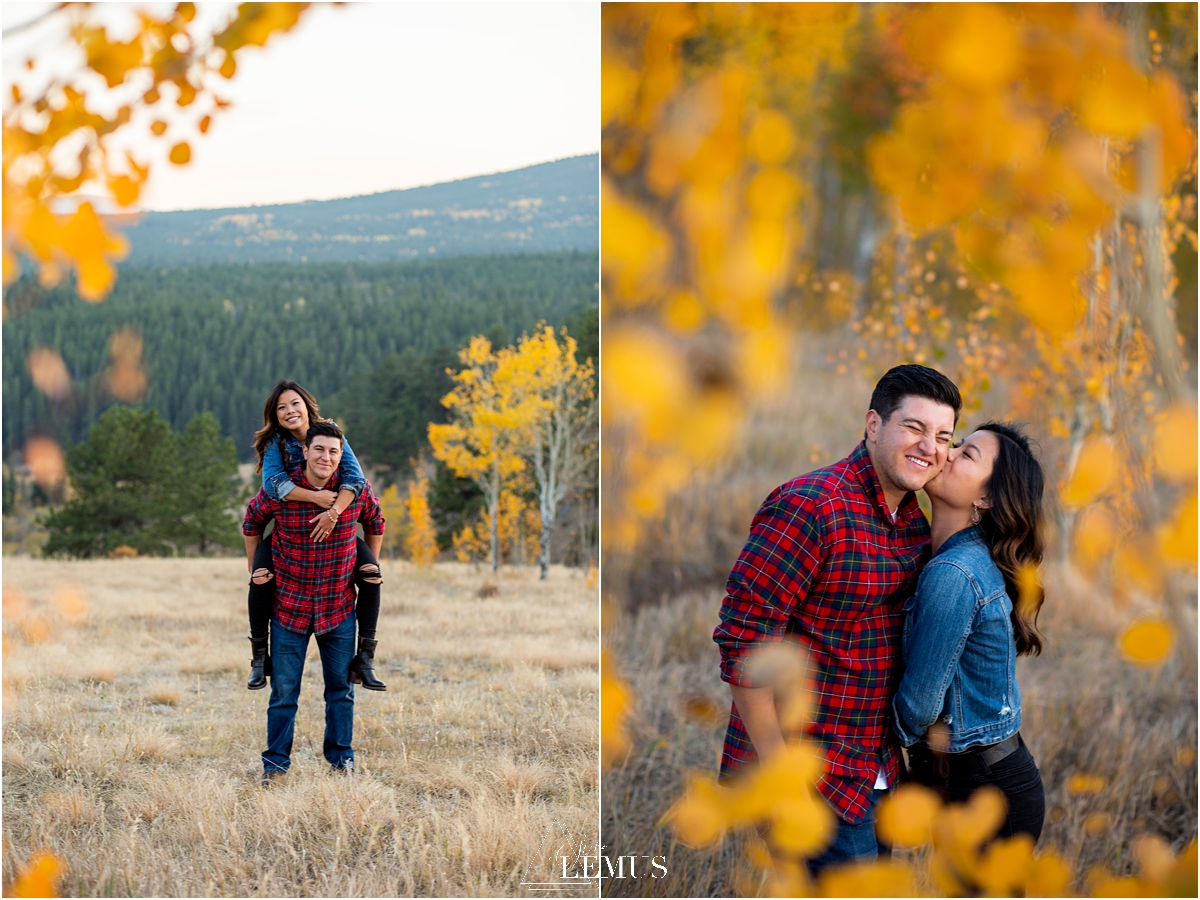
xmin=971 ymin=504 xmax=981 ymax=525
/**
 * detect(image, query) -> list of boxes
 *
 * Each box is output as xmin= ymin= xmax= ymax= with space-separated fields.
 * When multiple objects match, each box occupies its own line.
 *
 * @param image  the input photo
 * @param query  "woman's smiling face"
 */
xmin=924 ymin=429 xmax=1000 ymax=510
xmin=275 ymin=389 xmax=310 ymax=438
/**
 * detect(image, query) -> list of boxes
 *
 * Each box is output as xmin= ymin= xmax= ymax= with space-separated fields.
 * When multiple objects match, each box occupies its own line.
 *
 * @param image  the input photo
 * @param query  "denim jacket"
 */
xmin=262 ymin=432 xmax=366 ymax=502
xmin=893 ymin=526 xmax=1021 ymax=752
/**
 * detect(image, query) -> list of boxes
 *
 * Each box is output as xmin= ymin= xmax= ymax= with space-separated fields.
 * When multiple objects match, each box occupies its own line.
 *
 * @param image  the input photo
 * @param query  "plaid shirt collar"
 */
xmin=848 ymin=441 xmax=923 ymax=527
xmin=291 ymin=466 xmax=340 ymax=494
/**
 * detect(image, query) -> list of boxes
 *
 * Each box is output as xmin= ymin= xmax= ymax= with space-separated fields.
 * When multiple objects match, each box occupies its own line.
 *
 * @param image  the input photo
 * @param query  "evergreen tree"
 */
xmin=172 ymin=412 xmax=242 ymax=555
xmin=43 ymin=407 xmax=179 ymax=558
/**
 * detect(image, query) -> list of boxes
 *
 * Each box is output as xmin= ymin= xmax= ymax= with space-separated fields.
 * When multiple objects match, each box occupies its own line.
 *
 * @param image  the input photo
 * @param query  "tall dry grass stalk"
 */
xmin=3 ymin=557 xmax=598 ymax=897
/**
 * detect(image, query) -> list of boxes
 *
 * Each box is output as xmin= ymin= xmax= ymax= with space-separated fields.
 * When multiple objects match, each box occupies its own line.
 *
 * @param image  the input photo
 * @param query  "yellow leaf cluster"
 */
xmin=869 ymin=3 xmax=1194 ymax=338
xmin=600 ymin=651 xmax=631 ymax=768
xmin=403 ymin=471 xmax=438 ymax=569
xmin=3 ymin=3 xmax=310 ymax=300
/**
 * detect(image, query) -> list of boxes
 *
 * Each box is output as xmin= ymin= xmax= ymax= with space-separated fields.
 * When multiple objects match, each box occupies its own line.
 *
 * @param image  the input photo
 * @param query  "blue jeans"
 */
xmin=263 ymin=614 xmax=356 ymax=774
xmin=805 ymin=787 xmax=891 ymax=879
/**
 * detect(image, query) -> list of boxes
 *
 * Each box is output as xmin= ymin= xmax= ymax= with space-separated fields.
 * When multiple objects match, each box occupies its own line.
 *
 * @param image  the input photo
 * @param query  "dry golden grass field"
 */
xmin=2 ymin=557 xmax=598 ymax=897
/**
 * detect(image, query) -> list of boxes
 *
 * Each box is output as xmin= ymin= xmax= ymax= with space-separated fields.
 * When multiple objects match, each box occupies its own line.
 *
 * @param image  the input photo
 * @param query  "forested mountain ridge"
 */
xmin=116 ymin=155 xmax=598 ymax=267
xmin=4 ymin=252 xmax=598 ymax=463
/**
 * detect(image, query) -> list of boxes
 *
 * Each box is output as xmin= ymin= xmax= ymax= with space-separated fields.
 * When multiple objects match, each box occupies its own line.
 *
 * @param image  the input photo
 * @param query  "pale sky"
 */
xmin=2 ymin=2 xmax=599 ymax=211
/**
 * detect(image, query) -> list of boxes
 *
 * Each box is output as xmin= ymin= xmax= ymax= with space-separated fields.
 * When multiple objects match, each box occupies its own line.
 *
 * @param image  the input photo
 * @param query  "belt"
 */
xmin=946 ymin=732 xmax=1021 ymax=768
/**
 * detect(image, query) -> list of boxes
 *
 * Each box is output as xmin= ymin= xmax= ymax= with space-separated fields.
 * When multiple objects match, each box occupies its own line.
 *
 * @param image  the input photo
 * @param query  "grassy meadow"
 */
xmin=600 ymin=347 xmax=1198 ymax=897
xmin=2 ymin=557 xmax=599 ymax=897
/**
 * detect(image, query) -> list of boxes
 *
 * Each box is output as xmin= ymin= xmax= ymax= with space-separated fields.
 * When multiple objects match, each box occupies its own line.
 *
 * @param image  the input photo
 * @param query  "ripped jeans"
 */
xmin=248 ymin=533 xmax=382 ymax=640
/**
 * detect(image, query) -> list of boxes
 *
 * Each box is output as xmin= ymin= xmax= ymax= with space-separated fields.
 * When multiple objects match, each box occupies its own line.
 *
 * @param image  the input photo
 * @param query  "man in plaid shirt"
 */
xmin=243 ymin=420 xmax=385 ymax=780
xmin=714 ymin=365 xmax=961 ymax=875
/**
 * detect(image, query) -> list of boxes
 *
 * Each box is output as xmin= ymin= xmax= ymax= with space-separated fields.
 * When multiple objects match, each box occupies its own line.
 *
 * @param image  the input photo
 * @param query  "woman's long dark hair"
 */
xmin=252 ymin=380 xmax=324 ymax=473
xmin=976 ymin=421 xmax=1046 ymax=656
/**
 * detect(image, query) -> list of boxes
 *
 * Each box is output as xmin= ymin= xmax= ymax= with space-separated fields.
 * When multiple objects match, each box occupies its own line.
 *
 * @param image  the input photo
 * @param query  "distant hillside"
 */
xmin=4 ymin=252 xmax=598 ymax=461
xmin=117 ymin=155 xmax=598 ymax=267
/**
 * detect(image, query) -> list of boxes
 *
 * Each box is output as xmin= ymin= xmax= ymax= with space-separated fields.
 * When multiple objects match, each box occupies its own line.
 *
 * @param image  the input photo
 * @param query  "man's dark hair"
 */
xmin=304 ymin=419 xmax=344 ymax=448
xmin=869 ymin=364 xmax=962 ymax=425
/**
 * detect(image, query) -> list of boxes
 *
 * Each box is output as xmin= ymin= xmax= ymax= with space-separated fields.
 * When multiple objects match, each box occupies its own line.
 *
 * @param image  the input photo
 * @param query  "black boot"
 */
xmin=248 ymin=636 xmax=271 ymax=690
xmin=348 ymin=636 xmax=386 ymax=691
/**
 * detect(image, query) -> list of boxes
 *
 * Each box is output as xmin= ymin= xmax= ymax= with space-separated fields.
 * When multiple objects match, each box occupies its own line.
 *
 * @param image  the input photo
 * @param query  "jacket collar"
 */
xmin=848 ymin=441 xmax=922 ymax=526
xmin=933 ymin=524 xmax=984 ymax=558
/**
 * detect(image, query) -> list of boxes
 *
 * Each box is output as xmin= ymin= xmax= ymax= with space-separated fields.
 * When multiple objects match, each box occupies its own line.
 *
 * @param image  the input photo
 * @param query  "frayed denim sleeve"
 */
xmin=893 ymin=561 xmax=979 ymax=746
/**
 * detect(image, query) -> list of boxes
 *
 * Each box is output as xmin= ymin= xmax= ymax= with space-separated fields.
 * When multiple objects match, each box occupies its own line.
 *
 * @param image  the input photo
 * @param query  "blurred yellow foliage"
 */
xmin=1118 ymin=618 xmax=1176 ymax=666
xmin=600 ymin=651 xmax=631 ymax=768
xmin=1062 ymin=437 xmax=1119 ymax=507
xmin=3 ymin=3 xmax=310 ymax=301
xmin=875 ymin=783 xmax=940 ymax=849
xmin=403 ymin=470 xmax=438 ymax=569
xmin=1154 ymin=403 xmax=1199 ymax=482
xmin=9 ymin=850 xmax=64 ymax=898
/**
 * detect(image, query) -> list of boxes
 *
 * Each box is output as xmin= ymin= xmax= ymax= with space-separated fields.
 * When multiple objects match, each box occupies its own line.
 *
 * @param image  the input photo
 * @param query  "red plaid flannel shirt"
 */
xmin=713 ymin=442 xmax=930 ymax=824
xmin=243 ymin=467 xmax=385 ymax=636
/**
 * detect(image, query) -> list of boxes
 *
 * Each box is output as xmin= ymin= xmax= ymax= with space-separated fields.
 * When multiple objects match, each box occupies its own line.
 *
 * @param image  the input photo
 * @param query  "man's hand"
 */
xmin=730 ymin=684 xmax=787 ymax=763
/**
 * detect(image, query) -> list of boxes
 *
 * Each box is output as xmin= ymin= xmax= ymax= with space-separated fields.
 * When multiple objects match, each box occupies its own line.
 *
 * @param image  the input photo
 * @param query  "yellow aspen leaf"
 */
xmin=199 ymin=114 xmax=212 ymax=134
xmin=601 ymin=180 xmax=672 ymax=301
xmin=974 ymin=834 xmax=1035 ymax=895
xmin=668 ymin=774 xmax=732 ymax=848
xmin=1159 ymin=492 xmax=1198 ymax=566
xmin=169 ymin=141 xmax=191 ymax=164
xmin=1025 ymin=852 xmax=1073 ymax=897
xmin=817 ymin=860 xmax=917 ymax=898
xmin=82 ymin=28 xmax=144 ymax=89
xmin=58 ymin=202 xmax=127 ymax=301
xmin=601 ymin=651 xmax=631 ymax=767
xmin=1066 ymin=772 xmax=1108 ymax=795
xmin=219 ymin=50 xmax=237 ymax=79
xmin=11 ymin=851 xmax=64 ymax=898
xmin=1083 ymin=813 xmax=1112 ymax=836
xmin=27 ymin=347 xmax=71 ymax=400
xmin=176 ymin=2 xmax=196 ymax=23
xmin=745 ymin=168 xmax=799 ymax=220
xmin=1119 ymin=619 xmax=1175 ymax=666
xmin=601 ymin=55 xmax=638 ymax=128
xmin=1079 ymin=60 xmax=1155 ymax=138
xmin=143 ymin=85 xmax=160 ymax=104
xmin=876 ymin=784 xmax=941 ymax=848
xmin=1165 ymin=841 xmax=1197 ymax=897
xmin=1131 ymin=834 xmax=1174 ymax=883
xmin=934 ymin=786 xmax=1006 ymax=854
xmin=937 ymin=4 xmax=1019 ymax=88
xmin=151 ymin=120 xmax=168 ymax=136
xmin=746 ymin=110 xmax=794 ymax=165
xmin=175 ymin=79 xmax=197 ymax=107
xmin=108 ymin=174 xmax=140 ymax=207
xmin=1061 ymin=436 xmax=1118 ymax=507
xmin=662 ymin=291 xmax=706 ymax=333
xmin=24 ymin=436 xmax=65 ymax=491
xmin=1154 ymin=404 xmax=1198 ymax=482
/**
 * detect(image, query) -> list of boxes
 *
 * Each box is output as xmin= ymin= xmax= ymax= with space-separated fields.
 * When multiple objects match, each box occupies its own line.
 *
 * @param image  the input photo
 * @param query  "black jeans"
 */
xmin=248 ymin=532 xmax=381 ymax=640
xmin=909 ymin=734 xmax=1045 ymax=843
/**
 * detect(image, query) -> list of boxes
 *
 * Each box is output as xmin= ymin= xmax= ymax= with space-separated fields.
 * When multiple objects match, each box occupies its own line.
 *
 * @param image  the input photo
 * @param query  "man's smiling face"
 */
xmin=303 ymin=435 xmax=342 ymax=483
xmin=865 ymin=395 xmax=957 ymax=502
